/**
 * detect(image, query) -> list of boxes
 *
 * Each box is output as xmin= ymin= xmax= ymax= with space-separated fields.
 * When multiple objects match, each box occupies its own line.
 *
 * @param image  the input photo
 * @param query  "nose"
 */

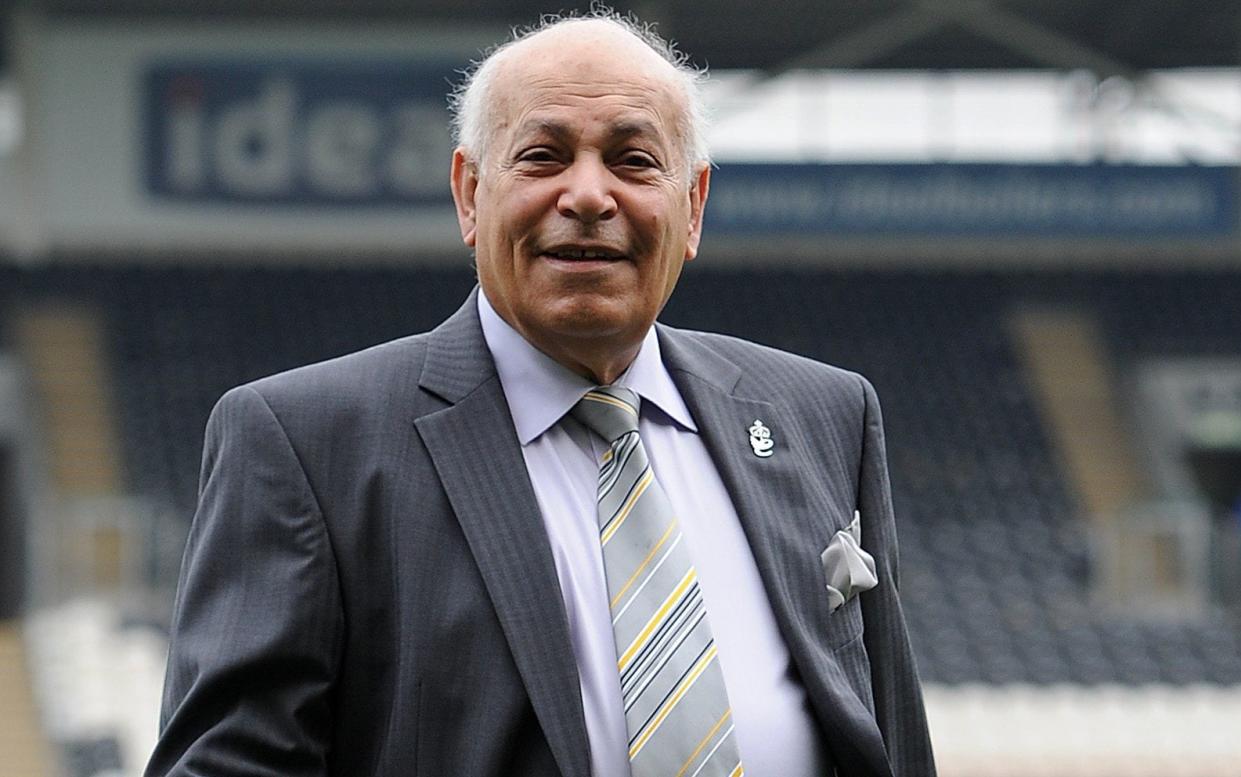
xmin=556 ymin=156 xmax=618 ymax=224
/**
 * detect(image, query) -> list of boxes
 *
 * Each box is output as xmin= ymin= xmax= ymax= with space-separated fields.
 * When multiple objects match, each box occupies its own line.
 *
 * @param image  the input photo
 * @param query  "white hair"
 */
xmin=448 ymin=7 xmax=711 ymax=177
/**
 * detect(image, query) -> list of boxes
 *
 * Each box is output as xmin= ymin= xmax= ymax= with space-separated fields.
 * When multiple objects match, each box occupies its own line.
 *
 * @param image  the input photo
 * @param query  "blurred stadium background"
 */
xmin=1 ymin=1 xmax=1240 ymax=775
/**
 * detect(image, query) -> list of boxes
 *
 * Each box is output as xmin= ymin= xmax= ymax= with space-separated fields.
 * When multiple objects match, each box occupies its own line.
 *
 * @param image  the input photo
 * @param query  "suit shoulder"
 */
xmin=673 ymin=328 xmax=870 ymax=401
xmin=219 ymin=332 xmax=433 ymax=419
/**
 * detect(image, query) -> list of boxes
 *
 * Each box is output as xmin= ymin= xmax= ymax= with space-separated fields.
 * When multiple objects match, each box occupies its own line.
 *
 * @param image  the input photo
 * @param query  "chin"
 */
xmin=535 ymin=298 xmax=643 ymax=342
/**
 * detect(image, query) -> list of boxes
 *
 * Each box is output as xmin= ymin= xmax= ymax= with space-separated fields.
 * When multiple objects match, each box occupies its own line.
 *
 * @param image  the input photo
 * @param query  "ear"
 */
xmin=450 ymin=147 xmax=479 ymax=247
xmin=683 ymin=163 xmax=711 ymax=261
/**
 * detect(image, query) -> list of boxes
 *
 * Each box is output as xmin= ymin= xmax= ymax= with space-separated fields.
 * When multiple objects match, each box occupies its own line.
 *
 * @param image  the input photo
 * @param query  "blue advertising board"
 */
xmin=143 ymin=60 xmax=460 ymax=204
xmin=142 ymin=60 xmax=1239 ymax=238
xmin=706 ymin=163 xmax=1239 ymax=238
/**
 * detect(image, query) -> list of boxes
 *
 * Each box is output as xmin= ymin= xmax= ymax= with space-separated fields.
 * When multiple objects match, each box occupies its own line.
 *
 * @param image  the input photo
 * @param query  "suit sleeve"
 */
xmin=856 ymin=377 xmax=937 ymax=776
xmin=145 ymin=386 xmax=344 ymax=777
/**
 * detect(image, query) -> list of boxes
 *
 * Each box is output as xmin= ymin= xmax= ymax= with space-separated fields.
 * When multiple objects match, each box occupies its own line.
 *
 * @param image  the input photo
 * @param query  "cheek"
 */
xmin=504 ymin=184 xmax=554 ymax=230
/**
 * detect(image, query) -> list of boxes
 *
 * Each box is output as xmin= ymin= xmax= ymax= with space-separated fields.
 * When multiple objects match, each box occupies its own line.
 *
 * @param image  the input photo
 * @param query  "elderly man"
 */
xmin=147 ymin=11 xmax=934 ymax=777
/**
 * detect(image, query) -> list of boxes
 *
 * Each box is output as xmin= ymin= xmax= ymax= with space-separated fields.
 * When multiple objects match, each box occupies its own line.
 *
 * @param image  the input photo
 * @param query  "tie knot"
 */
xmin=571 ymin=386 xmax=641 ymax=443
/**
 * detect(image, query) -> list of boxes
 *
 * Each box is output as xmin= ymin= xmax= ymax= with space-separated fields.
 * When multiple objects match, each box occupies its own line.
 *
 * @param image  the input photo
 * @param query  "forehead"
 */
xmin=490 ymin=24 xmax=686 ymax=147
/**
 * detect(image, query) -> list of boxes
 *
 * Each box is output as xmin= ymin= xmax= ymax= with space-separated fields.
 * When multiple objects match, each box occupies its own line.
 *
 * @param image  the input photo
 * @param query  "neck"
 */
xmin=548 ymin=340 xmax=642 ymax=386
xmin=478 ymin=288 xmax=649 ymax=385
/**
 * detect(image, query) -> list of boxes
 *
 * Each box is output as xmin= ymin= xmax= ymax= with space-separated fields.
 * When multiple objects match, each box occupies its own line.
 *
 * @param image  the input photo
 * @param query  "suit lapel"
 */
xmin=658 ymin=325 xmax=895 ymax=777
xmin=413 ymin=292 xmax=589 ymax=777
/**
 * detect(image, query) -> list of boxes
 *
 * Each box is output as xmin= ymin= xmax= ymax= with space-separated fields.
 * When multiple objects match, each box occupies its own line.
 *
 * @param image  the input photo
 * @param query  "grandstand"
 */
xmin=1 ymin=2 xmax=1240 ymax=776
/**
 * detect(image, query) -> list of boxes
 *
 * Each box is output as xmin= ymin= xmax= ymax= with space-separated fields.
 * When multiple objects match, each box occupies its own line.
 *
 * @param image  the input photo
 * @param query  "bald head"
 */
xmin=449 ymin=12 xmax=710 ymax=177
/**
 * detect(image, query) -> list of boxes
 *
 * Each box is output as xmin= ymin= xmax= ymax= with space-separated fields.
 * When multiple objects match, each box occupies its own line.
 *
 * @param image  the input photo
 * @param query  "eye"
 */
xmin=516 ymin=147 xmax=560 ymax=164
xmin=617 ymin=151 xmax=660 ymax=170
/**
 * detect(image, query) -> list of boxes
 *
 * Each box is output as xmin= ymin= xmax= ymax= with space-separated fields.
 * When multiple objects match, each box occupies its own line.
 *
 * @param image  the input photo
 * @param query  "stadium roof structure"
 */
xmin=0 ymin=0 xmax=1237 ymax=73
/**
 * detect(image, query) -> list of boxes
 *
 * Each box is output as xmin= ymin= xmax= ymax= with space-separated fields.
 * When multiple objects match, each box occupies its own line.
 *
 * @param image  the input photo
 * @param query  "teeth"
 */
xmin=549 ymin=249 xmax=617 ymax=259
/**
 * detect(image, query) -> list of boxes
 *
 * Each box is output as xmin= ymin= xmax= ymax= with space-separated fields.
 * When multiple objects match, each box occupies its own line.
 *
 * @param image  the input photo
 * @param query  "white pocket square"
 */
xmin=820 ymin=510 xmax=879 ymax=612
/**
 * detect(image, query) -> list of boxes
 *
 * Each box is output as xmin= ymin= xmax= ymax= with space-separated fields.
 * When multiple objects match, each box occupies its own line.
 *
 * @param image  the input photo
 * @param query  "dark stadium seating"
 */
xmin=3 ymin=264 xmax=1240 ymax=686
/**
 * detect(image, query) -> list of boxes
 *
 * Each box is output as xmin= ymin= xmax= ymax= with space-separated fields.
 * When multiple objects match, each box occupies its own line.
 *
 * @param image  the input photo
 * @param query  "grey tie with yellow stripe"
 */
xmin=573 ymin=386 xmax=744 ymax=777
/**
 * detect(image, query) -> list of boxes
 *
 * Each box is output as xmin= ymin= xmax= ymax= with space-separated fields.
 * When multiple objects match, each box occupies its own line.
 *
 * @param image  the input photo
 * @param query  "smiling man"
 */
xmin=148 ymin=10 xmax=934 ymax=777
xmin=450 ymin=20 xmax=708 ymax=387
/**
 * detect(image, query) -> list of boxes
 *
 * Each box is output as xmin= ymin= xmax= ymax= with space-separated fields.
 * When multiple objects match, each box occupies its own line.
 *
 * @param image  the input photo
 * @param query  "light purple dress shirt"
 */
xmin=478 ymin=291 xmax=829 ymax=777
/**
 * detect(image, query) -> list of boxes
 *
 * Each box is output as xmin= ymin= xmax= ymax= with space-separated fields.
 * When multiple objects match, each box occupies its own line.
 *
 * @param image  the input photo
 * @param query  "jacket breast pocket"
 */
xmin=823 ymin=590 xmax=865 ymax=650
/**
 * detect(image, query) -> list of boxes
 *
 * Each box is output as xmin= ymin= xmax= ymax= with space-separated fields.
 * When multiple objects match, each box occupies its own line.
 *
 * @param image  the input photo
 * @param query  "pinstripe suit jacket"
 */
xmin=147 ymin=289 xmax=935 ymax=777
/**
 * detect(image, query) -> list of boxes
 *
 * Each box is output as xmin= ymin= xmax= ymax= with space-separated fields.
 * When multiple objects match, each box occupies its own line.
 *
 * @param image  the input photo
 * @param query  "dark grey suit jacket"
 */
xmin=147 ymin=290 xmax=934 ymax=777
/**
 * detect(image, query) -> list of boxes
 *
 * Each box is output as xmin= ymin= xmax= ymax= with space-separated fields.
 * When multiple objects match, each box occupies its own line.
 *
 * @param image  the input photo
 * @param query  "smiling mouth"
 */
xmin=541 ymin=246 xmax=626 ymax=261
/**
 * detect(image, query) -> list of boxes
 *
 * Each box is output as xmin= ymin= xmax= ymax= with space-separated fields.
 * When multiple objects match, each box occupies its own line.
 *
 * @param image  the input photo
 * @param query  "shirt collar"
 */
xmin=477 ymin=289 xmax=697 ymax=445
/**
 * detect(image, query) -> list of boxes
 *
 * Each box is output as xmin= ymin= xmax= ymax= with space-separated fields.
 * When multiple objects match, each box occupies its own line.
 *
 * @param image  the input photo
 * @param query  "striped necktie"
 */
xmin=572 ymin=386 xmax=744 ymax=777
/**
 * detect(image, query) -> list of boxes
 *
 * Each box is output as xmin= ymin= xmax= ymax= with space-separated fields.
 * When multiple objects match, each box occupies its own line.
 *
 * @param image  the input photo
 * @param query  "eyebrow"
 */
xmin=513 ymin=118 xmax=667 ymax=146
